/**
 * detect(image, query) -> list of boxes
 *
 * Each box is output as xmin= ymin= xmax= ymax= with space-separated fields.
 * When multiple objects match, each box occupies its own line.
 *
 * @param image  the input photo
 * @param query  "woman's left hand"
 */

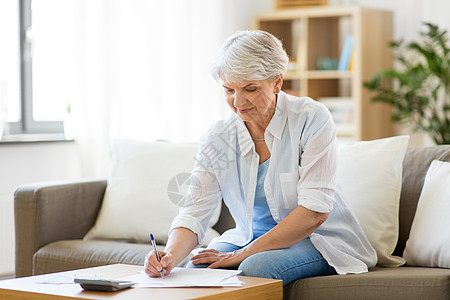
xmin=190 ymin=248 xmax=250 ymax=269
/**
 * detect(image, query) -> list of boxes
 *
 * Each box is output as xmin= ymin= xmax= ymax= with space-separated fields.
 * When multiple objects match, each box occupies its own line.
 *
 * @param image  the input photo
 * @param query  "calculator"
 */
xmin=74 ymin=278 xmax=135 ymax=292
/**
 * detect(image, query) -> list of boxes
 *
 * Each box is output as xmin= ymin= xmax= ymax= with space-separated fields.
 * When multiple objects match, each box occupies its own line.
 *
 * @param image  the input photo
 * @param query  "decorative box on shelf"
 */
xmin=276 ymin=0 xmax=327 ymax=10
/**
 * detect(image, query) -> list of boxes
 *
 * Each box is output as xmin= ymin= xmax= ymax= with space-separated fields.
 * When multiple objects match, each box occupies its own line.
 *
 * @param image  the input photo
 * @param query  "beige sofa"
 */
xmin=14 ymin=145 xmax=450 ymax=299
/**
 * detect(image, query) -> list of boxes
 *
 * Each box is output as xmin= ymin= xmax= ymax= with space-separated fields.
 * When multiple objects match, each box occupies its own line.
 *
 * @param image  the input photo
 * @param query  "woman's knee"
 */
xmin=238 ymin=252 xmax=278 ymax=279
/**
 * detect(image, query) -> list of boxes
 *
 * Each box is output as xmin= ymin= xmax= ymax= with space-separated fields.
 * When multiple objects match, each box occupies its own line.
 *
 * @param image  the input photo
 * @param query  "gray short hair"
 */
xmin=211 ymin=30 xmax=289 ymax=83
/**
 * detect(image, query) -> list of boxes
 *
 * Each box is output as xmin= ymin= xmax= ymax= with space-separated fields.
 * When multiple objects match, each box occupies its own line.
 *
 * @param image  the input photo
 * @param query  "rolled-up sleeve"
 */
xmin=169 ymin=134 xmax=222 ymax=247
xmin=297 ymin=104 xmax=337 ymax=213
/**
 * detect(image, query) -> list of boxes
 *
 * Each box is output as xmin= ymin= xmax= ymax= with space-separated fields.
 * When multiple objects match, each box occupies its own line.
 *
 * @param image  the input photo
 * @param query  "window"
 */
xmin=0 ymin=0 xmax=21 ymax=129
xmin=1 ymin=0 xmax=72 ymax=140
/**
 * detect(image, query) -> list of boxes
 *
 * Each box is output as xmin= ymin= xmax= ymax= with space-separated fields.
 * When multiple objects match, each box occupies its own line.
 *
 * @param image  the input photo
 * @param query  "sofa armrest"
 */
xmin=14 ymin=179 xmax=107 ymax=277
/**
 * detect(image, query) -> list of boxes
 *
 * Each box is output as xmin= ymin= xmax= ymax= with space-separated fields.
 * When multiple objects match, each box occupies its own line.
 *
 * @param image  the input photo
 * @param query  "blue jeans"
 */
xmin=186 ymin=237 xmax=337 ymax=286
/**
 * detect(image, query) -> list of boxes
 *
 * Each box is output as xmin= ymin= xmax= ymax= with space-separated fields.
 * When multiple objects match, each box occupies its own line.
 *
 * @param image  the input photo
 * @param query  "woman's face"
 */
xmin=222 ymin=76 xmax=282 ymax=124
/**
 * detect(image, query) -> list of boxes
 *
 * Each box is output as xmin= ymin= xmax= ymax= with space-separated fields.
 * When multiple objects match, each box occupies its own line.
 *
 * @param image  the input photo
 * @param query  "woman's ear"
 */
xmin=273 ymin=74 xmax=283 ymax=93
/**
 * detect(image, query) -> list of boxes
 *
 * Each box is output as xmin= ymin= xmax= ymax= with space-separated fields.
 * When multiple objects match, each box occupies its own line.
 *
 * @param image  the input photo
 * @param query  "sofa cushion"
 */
xmin=336 ymin=136 xmax=409 ymax=266
xmin=84 ymin=140 xmax=221 ymax=246
xmin=284 ymin=266 xmax=450 ymax=300
xmin=403 ymin=160 xmax=450 ymax=268
xmin=394 ymin=145 xmax=450 ymax=256
xmin=34 ymin=240 xmax=195 ymax=276
xmin=33 ymin=240 xmax=154 ymax=275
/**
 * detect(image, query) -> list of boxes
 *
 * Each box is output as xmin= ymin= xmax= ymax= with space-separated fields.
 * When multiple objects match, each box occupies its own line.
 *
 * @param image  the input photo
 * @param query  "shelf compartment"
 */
xmin=258 ymin=19 xmax=299 ymax=61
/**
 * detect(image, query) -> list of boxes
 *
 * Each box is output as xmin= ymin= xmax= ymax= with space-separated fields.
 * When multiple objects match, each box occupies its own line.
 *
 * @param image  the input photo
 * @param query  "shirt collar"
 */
xmin=234 ymin=116 xmax=253 ymax=156
xmin=266 ymin=91 xmax=287 ymax=140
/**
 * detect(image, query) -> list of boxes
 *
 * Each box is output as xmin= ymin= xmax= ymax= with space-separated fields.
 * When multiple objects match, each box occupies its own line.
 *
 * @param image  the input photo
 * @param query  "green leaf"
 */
xmin=389 ymin=40 xmax=403 ymax=48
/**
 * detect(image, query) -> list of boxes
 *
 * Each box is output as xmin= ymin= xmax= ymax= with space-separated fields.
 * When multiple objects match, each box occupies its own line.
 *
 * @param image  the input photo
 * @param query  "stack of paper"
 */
xmin=118 ymin=268 xmax=243 ymax=288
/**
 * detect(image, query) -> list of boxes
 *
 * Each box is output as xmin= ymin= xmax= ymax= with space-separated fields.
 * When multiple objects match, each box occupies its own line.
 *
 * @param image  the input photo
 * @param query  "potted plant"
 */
xmin=364 ymin=22 xmax=450 ymax=145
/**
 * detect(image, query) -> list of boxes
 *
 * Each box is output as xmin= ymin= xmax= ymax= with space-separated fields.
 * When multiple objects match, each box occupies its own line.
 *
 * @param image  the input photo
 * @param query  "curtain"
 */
xmin=70 ymin=0 xmax=231 ymax=178
xmin=106 ymin=0 xmax=229 ymax=142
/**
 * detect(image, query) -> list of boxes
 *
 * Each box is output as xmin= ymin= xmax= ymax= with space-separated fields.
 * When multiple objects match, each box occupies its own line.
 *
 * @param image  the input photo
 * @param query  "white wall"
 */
xmin=343 ymin=0 xmax=450 ymax=41
xmin=0 ymin=142 xmax=83 ymax=275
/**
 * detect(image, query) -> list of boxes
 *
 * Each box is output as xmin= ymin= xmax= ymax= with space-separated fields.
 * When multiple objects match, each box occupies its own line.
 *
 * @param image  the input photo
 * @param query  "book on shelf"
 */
xmin=337 ymin=35 xmax=354 ymax=71
xmin=319 ymin=97 xmax=354 ymax=135
xmin=347 ymin=47 xmax=354 ymax=71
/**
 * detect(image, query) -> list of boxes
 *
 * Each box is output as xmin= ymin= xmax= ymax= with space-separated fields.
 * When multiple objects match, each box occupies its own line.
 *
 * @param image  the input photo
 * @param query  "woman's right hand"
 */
xmin=144 ymin=250 xmax=176 ymax=277
xmin=144 ymin=227 xmax=199 ymax=277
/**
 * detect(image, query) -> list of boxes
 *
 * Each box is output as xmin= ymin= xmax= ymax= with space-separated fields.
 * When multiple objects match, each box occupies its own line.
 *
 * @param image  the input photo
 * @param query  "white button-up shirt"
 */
xmin=170 ymin=91 xmax=377 ymax=274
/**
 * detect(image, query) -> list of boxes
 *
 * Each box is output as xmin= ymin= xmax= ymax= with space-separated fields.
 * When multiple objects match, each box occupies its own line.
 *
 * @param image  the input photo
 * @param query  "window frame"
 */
xmin=7 ymin=0 xmax=65 ymax=137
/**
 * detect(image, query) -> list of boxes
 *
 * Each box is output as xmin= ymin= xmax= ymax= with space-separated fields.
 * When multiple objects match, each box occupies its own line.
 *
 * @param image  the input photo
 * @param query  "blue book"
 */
xmin=337 ymin=35 xmax=354 ymax=71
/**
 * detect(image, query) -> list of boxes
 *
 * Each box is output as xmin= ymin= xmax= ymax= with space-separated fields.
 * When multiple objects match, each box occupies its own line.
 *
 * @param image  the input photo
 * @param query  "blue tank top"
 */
xmin=252 ymin=158 xmax=277 ymax=238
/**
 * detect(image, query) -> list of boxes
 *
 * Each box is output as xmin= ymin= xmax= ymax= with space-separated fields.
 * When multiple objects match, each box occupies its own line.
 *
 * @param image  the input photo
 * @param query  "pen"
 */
xmin=150 ymin=233 xmax=164 ymax=279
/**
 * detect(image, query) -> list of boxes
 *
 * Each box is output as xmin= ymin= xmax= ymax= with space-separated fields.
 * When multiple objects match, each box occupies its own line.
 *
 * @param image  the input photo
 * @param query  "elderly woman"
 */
xmin=145 ymin=30 xmax=377 ymax=285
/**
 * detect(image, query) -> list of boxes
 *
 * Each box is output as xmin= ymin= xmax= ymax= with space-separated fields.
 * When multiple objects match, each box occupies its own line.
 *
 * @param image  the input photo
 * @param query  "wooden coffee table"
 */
xmin=0 ymin=264 xmax=283 ymax=299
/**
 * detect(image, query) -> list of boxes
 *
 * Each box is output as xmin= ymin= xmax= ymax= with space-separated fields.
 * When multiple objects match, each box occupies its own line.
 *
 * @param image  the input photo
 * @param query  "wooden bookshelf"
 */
xmin=254 ymin=5 xmax=394 ymax=141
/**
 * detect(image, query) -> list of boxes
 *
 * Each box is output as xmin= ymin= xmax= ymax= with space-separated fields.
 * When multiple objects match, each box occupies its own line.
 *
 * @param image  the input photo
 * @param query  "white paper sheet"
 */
xmin=118 ymin=268 xmax=243 ymax=287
